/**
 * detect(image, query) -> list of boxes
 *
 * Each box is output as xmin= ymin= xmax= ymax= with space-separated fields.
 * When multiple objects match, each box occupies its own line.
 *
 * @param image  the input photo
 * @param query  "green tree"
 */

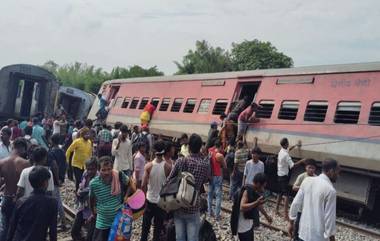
xmin=174 ymin=40 xmax=231 ymax=74
xmin=41 ymin=61 xmax=164 ymax=93
xmin=230 ymin=39 xmax=293 ymax=71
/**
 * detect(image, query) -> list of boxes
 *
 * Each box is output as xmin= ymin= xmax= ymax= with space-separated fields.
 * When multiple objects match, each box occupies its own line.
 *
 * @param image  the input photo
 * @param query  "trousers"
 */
xmin=140 ymin=201 xmax=166 ymax=241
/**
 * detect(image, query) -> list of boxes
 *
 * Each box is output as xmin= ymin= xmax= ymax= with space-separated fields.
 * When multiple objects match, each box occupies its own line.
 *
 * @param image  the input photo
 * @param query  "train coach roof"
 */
xmin=108 ymin=61 xmax=380 ymax=84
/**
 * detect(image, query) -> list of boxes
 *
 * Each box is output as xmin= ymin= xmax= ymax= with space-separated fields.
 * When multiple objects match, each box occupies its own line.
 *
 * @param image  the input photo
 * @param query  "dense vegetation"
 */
xmin=41 ymin=39 xmax=293 ymax=93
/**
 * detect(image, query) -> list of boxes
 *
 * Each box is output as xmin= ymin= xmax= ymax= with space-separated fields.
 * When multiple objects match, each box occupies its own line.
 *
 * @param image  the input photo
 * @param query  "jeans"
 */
xmin=53 ymin=186 xmax=65 ymax=223
xmin=230 ymin=171 xmax=243 ymax=199
xmin=141 ymin=201 xmax=166 ymax=241
xmin=207 ymin=176 xmax=223 ymax=218
xmin=71 ymin=210 xmax=95 ymax=241
xmin=0 ymin=196 xmax=15 ymax=241
xmin=174 ymin=211 xmax=200 ymax=241
xmin=238 ymin=227 xmax=253 ymax=241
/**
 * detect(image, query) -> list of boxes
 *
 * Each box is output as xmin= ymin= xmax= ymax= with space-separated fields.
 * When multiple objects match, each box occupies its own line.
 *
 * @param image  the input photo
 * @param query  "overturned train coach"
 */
xmin=88 ymin=61 xmax=380 ymax=211
xmin=0 ymin=64 xmax=95 ymax=121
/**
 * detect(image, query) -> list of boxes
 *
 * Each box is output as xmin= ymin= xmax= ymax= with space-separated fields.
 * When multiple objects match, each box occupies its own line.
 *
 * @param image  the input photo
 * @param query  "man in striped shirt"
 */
xmin=89 ymin=156 xmax=136 ymax=241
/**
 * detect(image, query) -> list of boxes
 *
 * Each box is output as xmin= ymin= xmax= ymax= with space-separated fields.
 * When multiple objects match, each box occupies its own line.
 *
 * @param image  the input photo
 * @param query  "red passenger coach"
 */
xmin=88 ymin=62 xmax=380 ymax=210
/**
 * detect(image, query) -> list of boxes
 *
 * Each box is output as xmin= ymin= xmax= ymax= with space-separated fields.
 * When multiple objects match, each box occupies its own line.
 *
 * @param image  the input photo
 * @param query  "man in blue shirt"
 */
xmin=31 ymin=118 xmax=48 ymax=150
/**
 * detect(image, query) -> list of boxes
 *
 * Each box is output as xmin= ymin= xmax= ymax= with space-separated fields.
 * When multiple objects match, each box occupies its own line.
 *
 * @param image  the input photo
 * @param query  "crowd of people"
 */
xmin=0 ymin=100 xmax=340 ymax=241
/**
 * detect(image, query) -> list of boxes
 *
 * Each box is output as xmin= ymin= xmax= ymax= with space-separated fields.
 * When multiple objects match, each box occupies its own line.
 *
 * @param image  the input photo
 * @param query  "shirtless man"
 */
xmin=0 ymin=137 xmax=30 ymax=240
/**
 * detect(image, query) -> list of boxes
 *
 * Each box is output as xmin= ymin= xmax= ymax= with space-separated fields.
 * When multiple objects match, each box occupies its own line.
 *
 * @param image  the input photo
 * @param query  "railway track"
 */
xmin=218 ymin=183 xmax=380 ymax=239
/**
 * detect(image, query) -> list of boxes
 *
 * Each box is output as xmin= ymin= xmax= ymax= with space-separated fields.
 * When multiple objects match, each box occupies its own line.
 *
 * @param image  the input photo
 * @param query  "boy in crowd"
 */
xmin=179 ymin=133 xmax=189 ymax=157
xmin=231 ymin=140 xmax=249 ymax=199
xmin=7 ymin=166 xmax=58 ymax=241
xmin=71 ymin=158 xmax=98 ymax=241
xmin=17 ymin=147 xmax=55 ymax=199
xmin=133 ymin=142 xmax=147 ymax=188
xmin=225 ymin=139 xmax=236 ymax=200
xmin=243 ymin=147 xmax=265 ymax=185
xmin=163 ymin=141 xmax=175 ymax=167
xmin=231 ymin=173 xmax=272 ymax=241
xmin=97 ymin=124 xmax=113 ymax=157
xmin=141 ymin=141 xmax=172 ymax=241
xmin=48 ymin=133 xmax=68 ymax=229
xmin=89 ymin=156 xmax=136 ymax=241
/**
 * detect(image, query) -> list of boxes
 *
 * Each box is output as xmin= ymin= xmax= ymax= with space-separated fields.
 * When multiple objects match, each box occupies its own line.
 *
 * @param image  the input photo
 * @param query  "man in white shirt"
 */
xmin=0 ymin=127 xmax=12 ymax=160
xmin=289 ymin=159 xmax=340 ymax=241
xmin=52 ymin=115 xmax=67 ymax=135
xmin=17 ymin=147 xmax=54 ymax=199
xmin=243 ymin=147 xmax=265 ymax=185
xmin=112 ymin=125 xmax=133 ymax=176
xmin=276 ymin=138 xmax=303 ymax=220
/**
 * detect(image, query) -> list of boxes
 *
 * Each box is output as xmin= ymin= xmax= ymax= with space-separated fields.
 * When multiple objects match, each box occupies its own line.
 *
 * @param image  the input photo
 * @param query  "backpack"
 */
xmin=199 ymin=218 xmax=217 ymax=241
xmin=230 ymin=186 xmax=259 ymax=235
xmin=158 ymin=171 xmax=198 ymax=212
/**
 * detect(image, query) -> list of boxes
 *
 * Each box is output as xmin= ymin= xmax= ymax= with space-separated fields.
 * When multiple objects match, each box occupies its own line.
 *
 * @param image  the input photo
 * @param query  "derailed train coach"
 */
xmin=57 ymin=86 xmax=96 ymax=120
xmin=89 ymin=61 xmax=380 ymax=212
xmin=0 ymin=64 xmax=59 ymax=119
xmin=0 ymin=64 xmax=95 ymax=120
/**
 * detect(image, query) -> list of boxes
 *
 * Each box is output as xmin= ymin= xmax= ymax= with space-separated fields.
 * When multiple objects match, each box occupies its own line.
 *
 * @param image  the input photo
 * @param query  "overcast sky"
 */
xmin=0 ymin=0 xmax=379 ymax=74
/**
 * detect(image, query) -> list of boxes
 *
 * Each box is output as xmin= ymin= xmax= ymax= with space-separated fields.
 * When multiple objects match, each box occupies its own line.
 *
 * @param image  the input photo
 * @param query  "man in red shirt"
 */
xmin=207 ymin=140 xmax=226 ymax=220
xmin=237 ymin=102 xmax=260 ymax=141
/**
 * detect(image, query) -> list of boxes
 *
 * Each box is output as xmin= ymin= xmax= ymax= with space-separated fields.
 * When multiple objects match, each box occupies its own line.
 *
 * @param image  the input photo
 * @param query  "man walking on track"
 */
xmin=289 ymin=159 xmax=340 ymax=241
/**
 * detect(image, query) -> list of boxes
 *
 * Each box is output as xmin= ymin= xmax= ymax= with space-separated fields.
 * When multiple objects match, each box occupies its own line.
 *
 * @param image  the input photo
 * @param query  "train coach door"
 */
xmin=107 ymin=85 xmax=120 ymax=107
xmin=231 ymin=82 xmax=261 ymax=111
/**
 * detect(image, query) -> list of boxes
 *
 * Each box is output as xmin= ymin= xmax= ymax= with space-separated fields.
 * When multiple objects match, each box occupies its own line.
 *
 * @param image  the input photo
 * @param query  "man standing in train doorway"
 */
xmin=276 ymin=138 xmax=303 ymax=220
xmin=237 ymin=102 xmax=260 ymax=142
xmin=96 ymin=94 xmax=108 ymax=122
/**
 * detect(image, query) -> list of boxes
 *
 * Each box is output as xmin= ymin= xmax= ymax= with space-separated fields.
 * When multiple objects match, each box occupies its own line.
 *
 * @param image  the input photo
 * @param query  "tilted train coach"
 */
xmin=88 ymin=62 xmax=380 ymax=212
xmin=0 ymin=64 xmax=95 ymax=120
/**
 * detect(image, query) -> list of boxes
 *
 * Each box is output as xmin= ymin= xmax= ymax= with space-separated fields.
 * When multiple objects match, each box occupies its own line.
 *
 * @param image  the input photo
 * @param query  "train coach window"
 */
xmin=278 ymin=101 xmax=299 ymax=120
xmin=198 ymin=99 xmax=211 ymax=114
xmin=171 ymin=98 xmax=183 ymax=112
xmin=334 ymin=102 xmax=361 ymax=124
xmin=139 ymin=97 xmax=149 ymax=109
xmin=121 ymin=97 xmax=130 ymax=108
xmin=184 ymin=99 xmax=197 ymax=113
xmin=160 ymin=98 xmax=171 ymax=111
xmin=130 ymin=97 xmax=139 ymax=109
xmin=114 ymin=97 xmax=123 ymax=107
xmin=369 ymin=103 xmax=380 ymax=126
xmin=256 ymin=100 xmax=275 ymax=118
xmin=304 ymin=101 xmax=328 ymax=122
xmin=212 ymin=99 xmax=229 ymax=115
xmin=151 ymin=98 xmax=160 ymax=107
